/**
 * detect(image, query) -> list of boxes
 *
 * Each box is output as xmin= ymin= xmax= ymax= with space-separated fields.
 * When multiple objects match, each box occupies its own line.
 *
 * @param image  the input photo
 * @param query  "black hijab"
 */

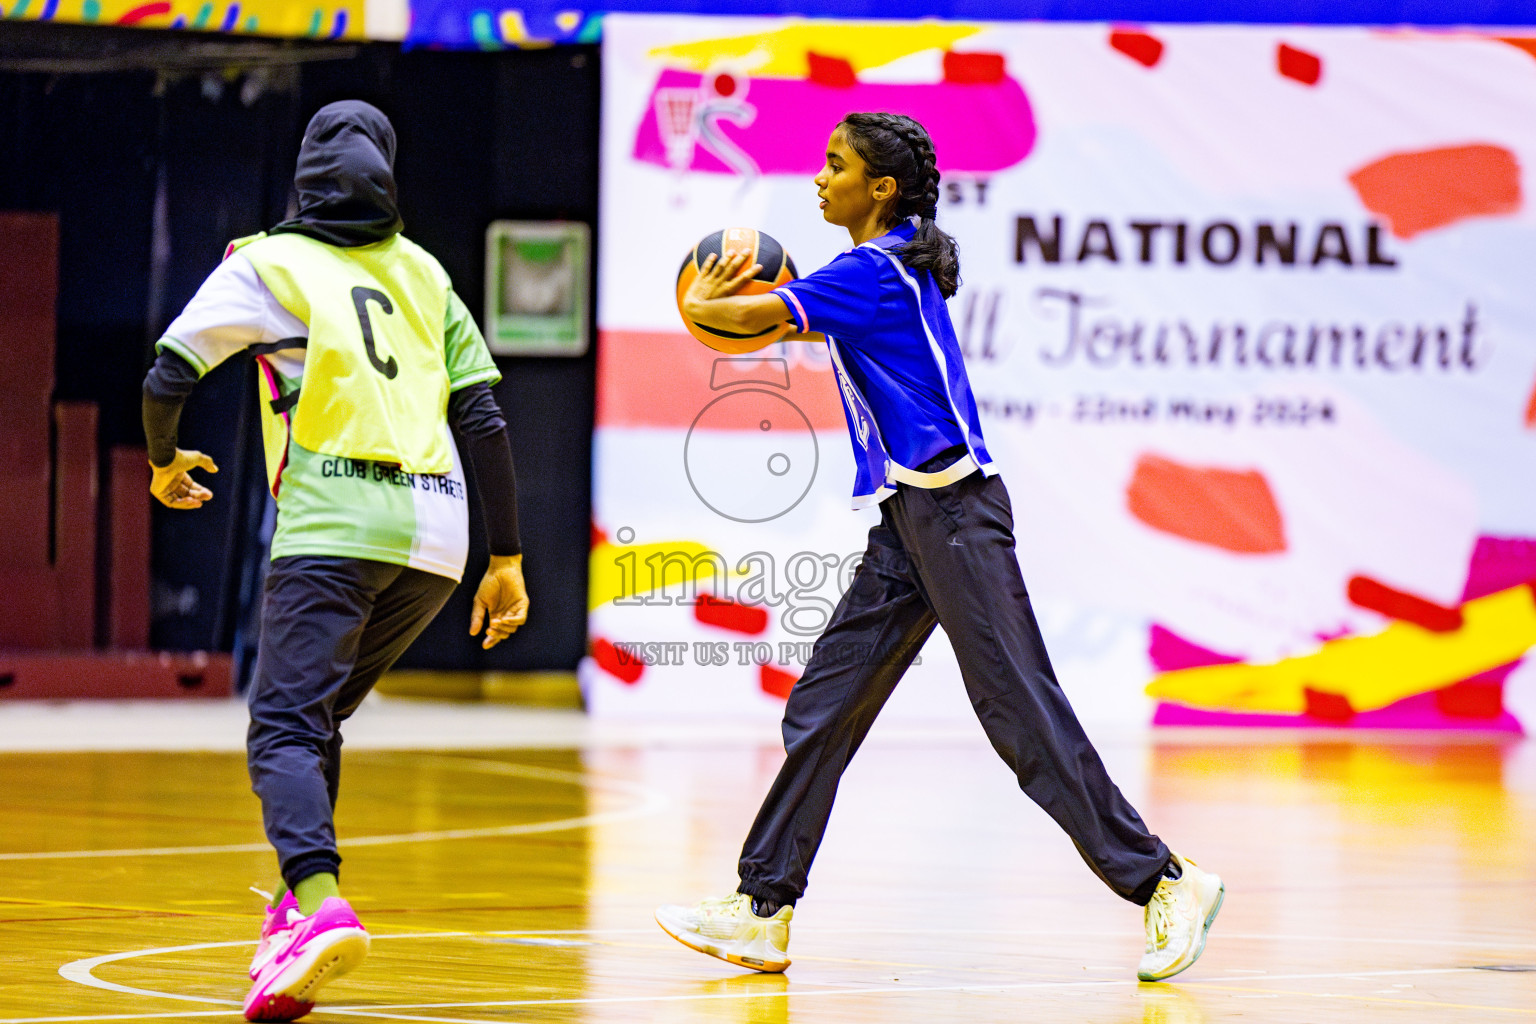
xmin=270 ymin=100 xmax=403 ymax=247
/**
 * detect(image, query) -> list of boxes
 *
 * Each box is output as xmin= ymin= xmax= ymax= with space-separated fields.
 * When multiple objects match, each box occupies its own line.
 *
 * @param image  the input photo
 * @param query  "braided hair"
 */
xmin=837 ymin=112 xmax=960 ymax=298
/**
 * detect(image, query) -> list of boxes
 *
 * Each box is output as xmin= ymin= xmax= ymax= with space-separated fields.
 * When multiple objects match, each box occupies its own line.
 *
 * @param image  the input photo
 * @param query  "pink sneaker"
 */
xmin=250 ymin=891 xmax=303 ymax=980
xmin=243 ymin=897 xmax=369 ymax=1023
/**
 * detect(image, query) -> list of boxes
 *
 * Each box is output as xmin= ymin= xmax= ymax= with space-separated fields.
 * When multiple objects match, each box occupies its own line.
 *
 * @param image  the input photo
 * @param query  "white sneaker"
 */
xmin=655 ymin=892 xmax=793 ymax=972
xmin=1138 ymin=853 xmax=1224 ymax=982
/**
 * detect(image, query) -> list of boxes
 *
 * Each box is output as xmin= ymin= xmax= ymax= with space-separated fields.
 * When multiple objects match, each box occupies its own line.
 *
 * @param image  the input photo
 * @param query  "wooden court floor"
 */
xmin=2 ymin=732 xmax=1534 ymax=1023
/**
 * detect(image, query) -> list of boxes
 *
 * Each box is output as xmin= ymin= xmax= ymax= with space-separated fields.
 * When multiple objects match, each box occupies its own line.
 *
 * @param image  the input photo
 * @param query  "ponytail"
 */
xmin=837 ymin=112 xmax=961 ymax=298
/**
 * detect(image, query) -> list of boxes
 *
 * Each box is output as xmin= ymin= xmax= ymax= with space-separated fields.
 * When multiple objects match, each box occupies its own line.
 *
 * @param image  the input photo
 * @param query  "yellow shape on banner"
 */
xmin=499 ymin=9 xmax=552 ymax=47
xmin=647 ymin=21 xmax=982 ymax=78
xmin=1146 ymin=584 xmax=1536 ymax=713
xmin=10 ymin=0 xmax=367 ymax=39
xmin=589 ymin=539 xmax=745 ymax=610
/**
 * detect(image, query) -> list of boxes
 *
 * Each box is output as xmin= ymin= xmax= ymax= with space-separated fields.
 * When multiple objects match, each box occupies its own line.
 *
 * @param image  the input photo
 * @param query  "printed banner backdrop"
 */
xmin=0 ymin=0 xmax=396 ymax=40
xmin=398 ymin=2 xmax=1536 ymax=50
xmin=589 ymin=14 xmax=1536 ymax=730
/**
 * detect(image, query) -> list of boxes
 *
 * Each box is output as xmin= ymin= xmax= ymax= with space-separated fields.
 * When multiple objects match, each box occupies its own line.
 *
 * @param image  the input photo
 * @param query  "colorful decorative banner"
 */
xmin=401 ymin=1 xmax=1536 ymax=50
xmin=21 ymin=1 xmax=1536 ymax=48
xmin=588 ymin=14 xmax=1536 ymax=730
xmin=0 ymin=0 xmax=386 ymax=40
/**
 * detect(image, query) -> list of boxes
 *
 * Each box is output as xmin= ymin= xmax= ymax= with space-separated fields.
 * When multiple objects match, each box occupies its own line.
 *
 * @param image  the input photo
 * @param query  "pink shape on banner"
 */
xmin=1348 ymin=144 xmax=1522 ymax=239
xmin=1152 ymin=687 xmax=1524 ymax=733
xmin=1463 ymin=535 xmax=1536 ymax=601
xmin=634 ymin=68 xmax=1035 ymax=177
xmin=1148 ymin=623 xmax=1243 ymax=673
xmin=1109 ymin=29 xmax=1164 ymax=68
xmin=1277 ymin=43 xmax=1322 ymax=85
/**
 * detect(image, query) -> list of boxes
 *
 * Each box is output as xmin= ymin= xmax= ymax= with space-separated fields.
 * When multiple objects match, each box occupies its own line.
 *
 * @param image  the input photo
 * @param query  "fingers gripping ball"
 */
xmin=676 ymin=227 xmax=798 ymax=347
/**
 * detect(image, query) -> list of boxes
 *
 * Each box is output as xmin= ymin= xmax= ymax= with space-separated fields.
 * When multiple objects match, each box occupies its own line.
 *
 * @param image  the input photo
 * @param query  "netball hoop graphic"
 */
xmin=651 ymin=70 xmax=760 ymax=180
xmin=684 ymin=357 xmax=818 ymax=523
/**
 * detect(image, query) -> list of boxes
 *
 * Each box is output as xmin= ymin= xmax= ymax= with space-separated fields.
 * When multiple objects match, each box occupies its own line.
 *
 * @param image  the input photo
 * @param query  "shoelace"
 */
xmin=1146 ymin=886 xmax=1176 ymax=951
xmin=250 ymin=885 xmax=275 ymax=904
xmin=699 ymin=894 xmax=751 ymax=919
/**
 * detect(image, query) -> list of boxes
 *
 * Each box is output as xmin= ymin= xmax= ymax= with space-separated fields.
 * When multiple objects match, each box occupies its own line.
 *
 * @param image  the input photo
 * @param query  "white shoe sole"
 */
xmin=655 ymin=909 xmax=790 ymax=973
xmin=1138 ymin=877 xmax=1225 ymax=982
xmin=264 ymin=927 xmax=371 ymax=1002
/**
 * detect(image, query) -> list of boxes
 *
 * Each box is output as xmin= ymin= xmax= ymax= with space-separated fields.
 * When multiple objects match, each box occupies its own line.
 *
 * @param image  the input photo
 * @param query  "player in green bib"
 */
xmin=141 ymin=101 xmax=528 ymax=1022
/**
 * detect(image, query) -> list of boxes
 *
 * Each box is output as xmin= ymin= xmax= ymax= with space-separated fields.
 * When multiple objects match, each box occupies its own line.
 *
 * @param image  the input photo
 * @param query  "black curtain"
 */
xmin=0 ymin=28 xmax=597 ymax=675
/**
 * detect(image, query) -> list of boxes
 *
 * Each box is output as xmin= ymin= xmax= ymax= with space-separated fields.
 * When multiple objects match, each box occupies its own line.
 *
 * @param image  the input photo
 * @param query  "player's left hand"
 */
xmin=684 ymin=250 xmax=762 ymax=311
xmin=149 ymin=449 xmax=218 ymax=509
xmin=471 ymin=553 xmax=529 ymax=649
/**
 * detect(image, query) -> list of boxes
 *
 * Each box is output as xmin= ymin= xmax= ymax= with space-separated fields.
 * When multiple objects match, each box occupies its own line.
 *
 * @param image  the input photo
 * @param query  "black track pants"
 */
xmin=736 ymin=472 xmax=1171 ymax=907
xmin=246 ymin=555 xmax=457 ymax=889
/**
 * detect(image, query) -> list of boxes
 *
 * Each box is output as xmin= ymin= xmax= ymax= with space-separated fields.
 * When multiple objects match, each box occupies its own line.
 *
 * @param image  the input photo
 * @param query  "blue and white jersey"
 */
xmin=775 ymin=221 xmax=996 ymax=509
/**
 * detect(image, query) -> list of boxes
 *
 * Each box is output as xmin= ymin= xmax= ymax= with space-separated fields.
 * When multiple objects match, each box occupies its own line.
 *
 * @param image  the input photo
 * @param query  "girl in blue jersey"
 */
xmin=656 ymin=112 xmax=1223 ymax=983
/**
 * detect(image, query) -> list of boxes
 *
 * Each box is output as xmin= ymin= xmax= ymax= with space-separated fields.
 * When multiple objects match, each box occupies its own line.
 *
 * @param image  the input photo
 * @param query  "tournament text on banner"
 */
xmin=588 ymin=15 xmax=1536 ymax=731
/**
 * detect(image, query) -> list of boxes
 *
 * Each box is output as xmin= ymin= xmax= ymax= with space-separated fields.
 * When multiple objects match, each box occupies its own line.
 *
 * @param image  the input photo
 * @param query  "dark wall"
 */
xmin=0 ymin=32 xmax=597 ymax=673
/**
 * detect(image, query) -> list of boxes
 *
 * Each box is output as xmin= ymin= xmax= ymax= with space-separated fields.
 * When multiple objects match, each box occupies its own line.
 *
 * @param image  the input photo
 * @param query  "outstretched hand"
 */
xmin=149 ymin=449 xmax=218 ymax=509
xmin=684 ymin=250 xmax=762 ymax=311
xmin=470 ymin=554 xmax=529 ymax=649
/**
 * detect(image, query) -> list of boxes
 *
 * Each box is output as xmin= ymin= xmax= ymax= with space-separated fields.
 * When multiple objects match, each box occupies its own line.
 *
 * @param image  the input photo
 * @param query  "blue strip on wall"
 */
xmin=405 ymin=0 xmax=1536 ymax=49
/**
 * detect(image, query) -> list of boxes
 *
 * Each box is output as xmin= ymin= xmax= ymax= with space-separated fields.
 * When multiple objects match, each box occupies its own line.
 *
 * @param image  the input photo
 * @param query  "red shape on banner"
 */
xmin=807 ymin=52 xmax=857 ymax=88
xmin=944 ymin=51 xmax=1006 ymax=84
xmin=592 ymin=637 xmax=644 ymax=685
xmin=1525 ymin=381 xmax=1536 ymax=428
xmin=1277 ymin=43 xmax=1322 ymax=85
xmin=1348 ymin=145 xmax=1521 ymax=239
xmin=117 ymin=1 xmax=173 ymax=24
xmin=1497 ymin=37 xmax=1536 ymax=60
xmin=592 ymin=522 xmax=608 ymax=548
xmin=1126 ymin=454 xmax=1287 ymax=554
xmin=695 ymin=594 xmax=770 ymax=635
xmin=1435 ymin=662 xmax=1518 ymax=719
xmin=1109 ymin=29 xmax=1164 ymax=68
xmin=1148 ymin=623 xmax=1244 ymax=673
xmin=710 ymin=72 xmax=741 ymax=98
xmin=760 ymin=664 xmax=798 ymax=700
xmin=1303 ymin=687 xmax=1355 ymax=722
xmin=1346 ymin=575 xmax=1464 ymax=632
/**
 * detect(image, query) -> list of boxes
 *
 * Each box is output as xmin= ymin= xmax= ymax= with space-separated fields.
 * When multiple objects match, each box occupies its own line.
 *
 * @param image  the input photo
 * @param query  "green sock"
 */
xmin=270 ymin=881 xmax=289 ymax=909
xmin=292 ymin=873 xmax=340 ymax=916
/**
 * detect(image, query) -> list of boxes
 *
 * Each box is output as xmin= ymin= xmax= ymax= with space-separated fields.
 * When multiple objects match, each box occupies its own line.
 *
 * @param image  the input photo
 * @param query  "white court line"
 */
xmin=2 ymin=757 xmax=668 ymax=862
xmin=35 ymin=968 xmax=1486 ymax=1024
xmin=48 ymin=927 xmax=1515 ymax=1024
xmin=55 ymin=930 xmax=656 ymax=1004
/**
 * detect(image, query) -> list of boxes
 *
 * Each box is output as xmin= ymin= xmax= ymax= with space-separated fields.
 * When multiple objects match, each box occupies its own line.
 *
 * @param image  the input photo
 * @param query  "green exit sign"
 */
xmin=484 ymin=220 xmax=590 ymax=357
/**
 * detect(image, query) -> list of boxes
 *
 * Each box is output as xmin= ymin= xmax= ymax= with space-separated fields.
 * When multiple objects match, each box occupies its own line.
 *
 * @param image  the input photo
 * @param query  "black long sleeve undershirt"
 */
xmin=142 ymin=349 xmax=201 ymax=468
xmin=447 ymin=382 xmax=521 ymax=557
xmin=142 ymin=350 xmax=521 ymax=555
